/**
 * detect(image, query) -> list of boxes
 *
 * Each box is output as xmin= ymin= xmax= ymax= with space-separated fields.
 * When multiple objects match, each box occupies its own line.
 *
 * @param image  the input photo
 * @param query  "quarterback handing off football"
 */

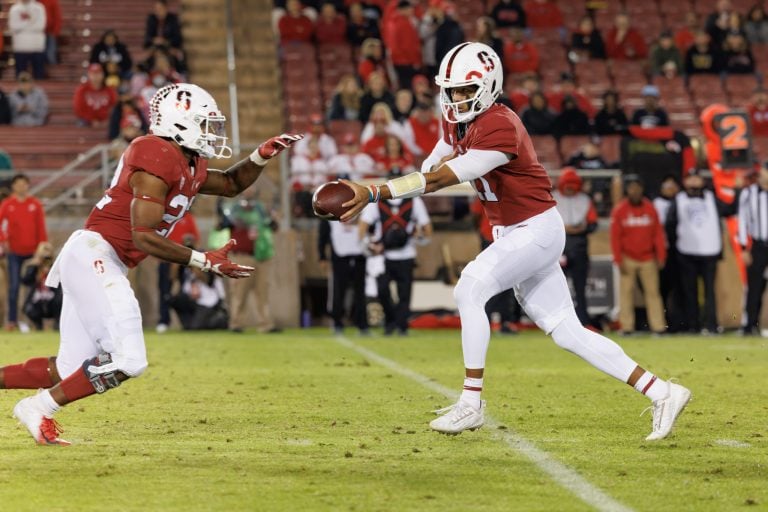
xmin=312 ymin=181 xmax=356 ymax=220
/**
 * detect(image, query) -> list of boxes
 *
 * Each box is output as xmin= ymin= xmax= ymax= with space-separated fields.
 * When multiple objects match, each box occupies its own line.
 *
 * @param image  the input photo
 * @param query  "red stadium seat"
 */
xmin=530 ymin=135 xmax=561 ymax=169
xmin=328 ymin=119 xmax=363 ymax=141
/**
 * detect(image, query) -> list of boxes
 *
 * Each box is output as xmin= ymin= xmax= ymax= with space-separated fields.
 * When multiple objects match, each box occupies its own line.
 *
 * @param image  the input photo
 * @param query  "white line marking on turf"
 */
xmin=334 ymin=335 xmax=635 ymax=512
xmin=714 ymin=439 xmax=751 ymax=448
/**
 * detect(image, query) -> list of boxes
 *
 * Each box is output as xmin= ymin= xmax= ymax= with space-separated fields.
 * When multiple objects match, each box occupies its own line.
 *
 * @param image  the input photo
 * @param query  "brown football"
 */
xmin=312 ymin=181 xmax=356 ymax=220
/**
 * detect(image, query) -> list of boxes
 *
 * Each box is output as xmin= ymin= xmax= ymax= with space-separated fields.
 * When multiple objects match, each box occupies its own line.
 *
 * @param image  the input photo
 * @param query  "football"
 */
xmin=312 ymin=181 xmax=356 ymax=220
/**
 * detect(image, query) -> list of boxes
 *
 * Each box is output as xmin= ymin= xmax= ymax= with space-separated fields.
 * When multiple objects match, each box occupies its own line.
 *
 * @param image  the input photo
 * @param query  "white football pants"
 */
xmin=454 ymin=207 xmax=637 ymax=382
xmin=46 ymin=230 xmax=148 ymax=379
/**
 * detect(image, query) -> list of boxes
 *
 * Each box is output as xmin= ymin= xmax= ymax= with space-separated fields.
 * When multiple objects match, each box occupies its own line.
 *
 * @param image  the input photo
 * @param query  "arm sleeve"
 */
xmin=445 ymin=149 xmax=510 ymax=183
xmin=413 ymin=197 xmax=431 ymax=226
xmin=419 ymin=137 xmax=454 ymax=173
xmin=737 ymin=187 xmax=750 ymax=247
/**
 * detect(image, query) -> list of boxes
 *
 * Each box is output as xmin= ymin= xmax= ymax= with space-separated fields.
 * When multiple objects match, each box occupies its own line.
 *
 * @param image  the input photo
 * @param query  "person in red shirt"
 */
xmin=523 ymin=0 xmax=563 ymax=29
xmin=357 ymin=37 xmax=387 ymax=86
xmin=0 ymin=174 xmax=47 ymax=330
xmin=37 ymin=0 xmax=62 ymax=65
xmin=339 ymin=42 xmax=690 ymax=440
xmin=502 ymin=27 xmax=540 ymax=74
xmin=675 ymin=12 xmax=699 ymax=53
xmin=0 ymin=83 xmax=301 ymax=446
xmin=314 ymin=2 xmax=347 ymax=44
xmin=278 ymin=0 xmax=314 ymax=44
xmin=408 ymin=100 xmax=439 ymax=155
xmin=605 ymin=12 xmax=648 ymax=60
xmin=545 ymin=72 xmax=595 ymax=117
xmin=73 ymin=63 xmax=118 ymax=127
xmin=610 ymin=174 xmax=667 ymax=336
xmin=384 ymin=0 xmax=422 ymax=89
xmin=748 ymin=87 xmax=768 ymax=137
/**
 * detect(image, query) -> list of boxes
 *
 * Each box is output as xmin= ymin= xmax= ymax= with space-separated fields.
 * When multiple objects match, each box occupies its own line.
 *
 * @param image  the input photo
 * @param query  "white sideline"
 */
xmin=335 ymin=335 xmax=635 ymax=512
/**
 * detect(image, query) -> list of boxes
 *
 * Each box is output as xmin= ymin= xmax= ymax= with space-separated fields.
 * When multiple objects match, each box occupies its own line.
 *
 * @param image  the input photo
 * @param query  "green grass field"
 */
xmin=0 ymin=329 xmax=766 ymax=512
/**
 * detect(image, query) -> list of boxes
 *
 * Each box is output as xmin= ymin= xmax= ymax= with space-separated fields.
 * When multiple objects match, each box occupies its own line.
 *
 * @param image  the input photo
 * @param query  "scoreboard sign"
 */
xmin=714 ymin=111 xmax=753 ymax=169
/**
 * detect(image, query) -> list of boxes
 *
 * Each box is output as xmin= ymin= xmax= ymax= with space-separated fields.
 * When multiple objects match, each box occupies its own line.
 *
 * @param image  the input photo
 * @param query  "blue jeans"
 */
xmin=7 ymin=253 xmax=31 ymax=324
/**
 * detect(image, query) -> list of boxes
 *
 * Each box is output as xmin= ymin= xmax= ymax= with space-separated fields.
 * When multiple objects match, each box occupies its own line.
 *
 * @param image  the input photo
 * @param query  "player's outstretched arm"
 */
xmin=339 ymin=152 xmax=460 ymax=222
xmin=200 ymin=133 xmax=303 ymax=197
xmin=130 ymin=172 xmax=253 ymax=278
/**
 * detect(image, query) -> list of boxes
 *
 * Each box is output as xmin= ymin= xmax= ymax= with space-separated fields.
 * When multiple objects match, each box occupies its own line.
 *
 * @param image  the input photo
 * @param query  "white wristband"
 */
xmin=249 ymin=148 xmax=269 ymax=166
xmin=188 ymin=249 xmax=207 ymax=269
xmin=386 ymin=172 xmax=427 ymax=199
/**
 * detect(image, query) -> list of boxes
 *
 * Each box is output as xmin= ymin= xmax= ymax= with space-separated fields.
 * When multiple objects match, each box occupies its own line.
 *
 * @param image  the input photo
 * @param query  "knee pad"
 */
xmin=82 ymin=353 xmax=122 ymax=393
xmin=454 ymin=259 xmax=502 ymax=310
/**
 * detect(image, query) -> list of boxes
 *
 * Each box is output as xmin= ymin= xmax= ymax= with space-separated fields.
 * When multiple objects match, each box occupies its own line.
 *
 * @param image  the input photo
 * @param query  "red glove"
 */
xmin=250 ymin=133 xmax=304 ymax=165
xmin=188 ymin=239 xmax=254 ymax=278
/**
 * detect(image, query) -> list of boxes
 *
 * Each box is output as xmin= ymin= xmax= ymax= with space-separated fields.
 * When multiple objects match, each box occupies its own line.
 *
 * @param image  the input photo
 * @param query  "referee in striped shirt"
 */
xmin=738 ymin=163 xmax=768 ymax=335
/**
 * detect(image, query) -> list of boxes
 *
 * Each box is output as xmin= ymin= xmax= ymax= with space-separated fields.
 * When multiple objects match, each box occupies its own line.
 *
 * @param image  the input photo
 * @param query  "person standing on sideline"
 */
xmin=665 ymin=169 xmax=740 ymax=334
xmin=0 ymin=174 xmax=47 ymax=331
xmin=156 ymin=211 xmax=199 ymax=333
xmin=610 ymin=175 xmax=667 ymax=336
xmin=357 ymin=188 xmax=432 ymax=336
xmin=337 ymin=42 xmax=690 ymax=440
xmin=220 ymin=186 xmax=280 ymax=333
xmin=0 ymin=83 xmax=300 ymax=445
xmin=737 ymin=163 xmax=768 ymax=336
xmin=552 ymin=167 xmax=598 ymax=326
xmin=653 ymin=175 xmax=683 ymax=332
xmin=318 ymin=216 xmax=369 ymax=335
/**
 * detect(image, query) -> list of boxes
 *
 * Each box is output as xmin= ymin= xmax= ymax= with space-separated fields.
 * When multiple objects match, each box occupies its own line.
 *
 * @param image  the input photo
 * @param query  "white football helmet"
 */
xmin=435 ymin=42 xmax=503 ymax=124
xmin=149 ymin=83 xmax=232 ymax=159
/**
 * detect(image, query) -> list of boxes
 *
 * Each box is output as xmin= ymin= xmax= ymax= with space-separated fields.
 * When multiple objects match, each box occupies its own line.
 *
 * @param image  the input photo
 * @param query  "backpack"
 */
xmin=378 ymin=199 xmax=413 ymax=250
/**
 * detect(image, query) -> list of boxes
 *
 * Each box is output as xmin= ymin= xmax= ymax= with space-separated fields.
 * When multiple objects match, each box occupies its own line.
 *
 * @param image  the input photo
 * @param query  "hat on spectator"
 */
xmin=88 ymin=63 xmax=104 ymax=73
xmin=342 ymin=133 xmax=358 ymax=145
xmin=309 ymin=113 xmax=324 ymax=125
xmin=623 ymin=173 xmax=643 ymax=186
xmin=397 ymin=0 xmax=411 ymax=8
xmin=641 ymin=84 xmax=660 ymax=97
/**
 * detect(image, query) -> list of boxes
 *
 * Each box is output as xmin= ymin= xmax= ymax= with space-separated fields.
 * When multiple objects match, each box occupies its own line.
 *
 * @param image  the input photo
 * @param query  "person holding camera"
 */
xmin=21 ymin=241 xmax=61 ymax=331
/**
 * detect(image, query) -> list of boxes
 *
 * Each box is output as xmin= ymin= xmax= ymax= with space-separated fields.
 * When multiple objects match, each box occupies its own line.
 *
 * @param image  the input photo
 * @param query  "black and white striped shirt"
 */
xmin=738 ymin=183 xmax=768 ymax=246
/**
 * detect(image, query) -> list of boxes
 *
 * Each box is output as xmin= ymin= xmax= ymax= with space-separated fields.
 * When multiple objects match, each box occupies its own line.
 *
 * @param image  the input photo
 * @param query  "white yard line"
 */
xmin=335 ymin=335 xmax=635 ymax=512
xmin=714 ymin=439 xmax=751 ymax=448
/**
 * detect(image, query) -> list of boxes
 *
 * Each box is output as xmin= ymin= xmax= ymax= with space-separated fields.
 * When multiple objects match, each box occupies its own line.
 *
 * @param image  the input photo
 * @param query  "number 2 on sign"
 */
xmin=473 ymin=176 xmax=498 ymax=202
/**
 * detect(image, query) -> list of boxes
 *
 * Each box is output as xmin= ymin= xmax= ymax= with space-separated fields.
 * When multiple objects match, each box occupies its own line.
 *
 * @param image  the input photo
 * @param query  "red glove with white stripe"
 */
xmin=188 ymin=239 xmax=253 ymax=278
xmin=250 ymin=133 xmax=304 ymax=165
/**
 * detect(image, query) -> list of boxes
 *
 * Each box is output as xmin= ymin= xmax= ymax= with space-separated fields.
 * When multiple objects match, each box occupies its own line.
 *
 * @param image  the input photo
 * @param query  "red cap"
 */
xmin=88 ymin=63 xmax=103 ymax=73
xmin=557 ymin=166 xmax=583 ymax=194
xmin=309 ymin=113 xmax=324 ymax=124
xmin=412 ymin=74 xmax=429 ymax=87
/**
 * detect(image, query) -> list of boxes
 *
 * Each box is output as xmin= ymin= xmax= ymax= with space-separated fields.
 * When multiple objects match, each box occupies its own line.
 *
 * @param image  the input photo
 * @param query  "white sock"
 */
xmin=459 ymin=377 xmax=483 ymax=409
xmin=633 ymin=372 xmax=670 ymax=402
xmin=37 ymin=389 xmax=61 ymax=417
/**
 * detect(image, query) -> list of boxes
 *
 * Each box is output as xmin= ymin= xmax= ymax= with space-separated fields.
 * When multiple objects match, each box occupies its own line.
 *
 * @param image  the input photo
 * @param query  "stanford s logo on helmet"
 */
xmin=435 ymin=42 xmax=503 ymax=124
xmin=149 ymin=83 xmax=233 ymax=159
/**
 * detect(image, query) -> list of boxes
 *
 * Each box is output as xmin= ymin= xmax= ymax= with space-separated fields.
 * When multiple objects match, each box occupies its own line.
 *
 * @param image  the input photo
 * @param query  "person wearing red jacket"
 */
xmin=605 ymin=12 xmax=648 ymax=60
xmin=278 ymin=0 xmax=314 ymax=44
xmin=408 ymin=101 xmax=439 ymax=155
xmin=503 ymin=28 xmax=540 ymax=74
xmin=73 ymin=63 xmax=118 ymax=127
xmin=0 ymin=174 xmax=48 ymax=330
xmin=523 ymin=0 xmax=563 ymax=29
xmin=314 ymin=2 xmax=347 ymax=44
xmin=748 ymin=87 xmax=768 ymax=137
xmin=384 ymin=1 xmax=422 ymax=89
xmin=37 ymin=0 xmax=62 ymax=65
xmin=610 ymin=174 xmax=666 ymax=335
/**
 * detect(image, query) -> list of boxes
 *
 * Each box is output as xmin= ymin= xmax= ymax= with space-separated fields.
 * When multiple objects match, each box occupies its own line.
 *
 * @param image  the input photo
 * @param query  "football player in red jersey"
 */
xmin=339 ymin=43 xmax=690 ymax=441
xmin=0 ymin=83 xmax=302 ymax=445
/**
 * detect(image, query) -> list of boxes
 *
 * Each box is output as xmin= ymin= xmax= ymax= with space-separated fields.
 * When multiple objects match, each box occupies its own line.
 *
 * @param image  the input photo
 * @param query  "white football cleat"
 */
xmin=644 ymin=382 xmax=691 ymax=441
xmin=430 ymin=399 xmax=485 ymax=434
xmin=13 ymin=396 xmax=70 ymax=446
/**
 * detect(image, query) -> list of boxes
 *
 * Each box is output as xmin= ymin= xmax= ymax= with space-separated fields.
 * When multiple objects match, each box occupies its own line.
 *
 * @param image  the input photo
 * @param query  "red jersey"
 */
xmin=610 ymin=198 xmax=666 ymax=265
xmin=441 ymin=104 xmax=555 ymax=226
xmin=0 ymin=195 xmax=47 ymax=255
xmin=85 ymin=136 xmax=208 ymax=267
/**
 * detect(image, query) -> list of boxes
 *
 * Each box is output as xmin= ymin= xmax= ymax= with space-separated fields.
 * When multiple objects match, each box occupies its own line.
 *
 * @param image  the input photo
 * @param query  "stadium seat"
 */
xmin=328 ymin=119 xmax=363 ymax=141
xmin=558 ymin=135 xmax=593 ymax=163
xmin=530 ymin=135 xmax=561 ymax=169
